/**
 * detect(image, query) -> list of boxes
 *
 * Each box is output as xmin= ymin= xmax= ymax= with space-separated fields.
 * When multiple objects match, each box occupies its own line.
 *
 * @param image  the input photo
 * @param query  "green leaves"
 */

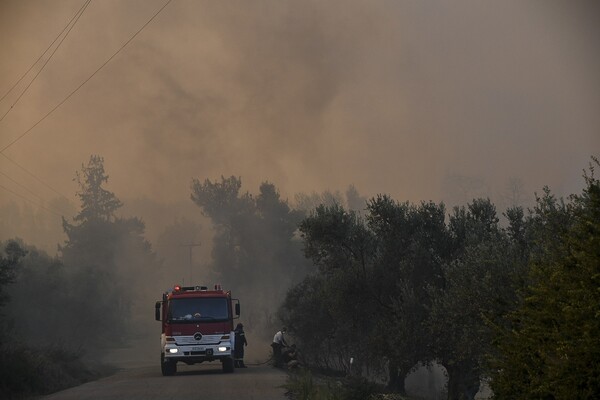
xmin=490 ymin=158 xmax=600 ymax=399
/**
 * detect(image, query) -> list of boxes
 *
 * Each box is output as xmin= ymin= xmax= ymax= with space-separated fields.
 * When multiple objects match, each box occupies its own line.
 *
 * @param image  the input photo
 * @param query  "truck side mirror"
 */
xmin=155 ymin=301 xmax=161 ymax=321
xmin=235 ymin=303 xmax=240 ymax=316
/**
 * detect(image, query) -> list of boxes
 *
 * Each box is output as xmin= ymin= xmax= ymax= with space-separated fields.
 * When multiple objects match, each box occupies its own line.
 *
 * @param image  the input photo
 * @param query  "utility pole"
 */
xmin=180 ymin=243 xmax=201 ymax=284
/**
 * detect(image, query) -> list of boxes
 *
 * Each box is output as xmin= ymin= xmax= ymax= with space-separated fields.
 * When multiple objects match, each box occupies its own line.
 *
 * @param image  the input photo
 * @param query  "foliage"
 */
xmin=283 ymin=369 xmax=328 ymax=400
xmin=0 ymin=241 xmax=25 ymax=311
xmin=59 ymin=155 xmax=158 ymax=347
xmin=0 ymin=343 xmax=110 ymax=399
xmin=283 ymin=369 xmax=381 ymax=400
xmin=72 ymin=155 xmax=122 ymax=222
xmin=4 ymin=241 xmax=70 ymax=345
xmin=282 ymin=157 xmax=600 ymax=399
xmin=191 ymin=177 xmax=309 ymax=331
xmin=425 ymin=199 xmax=530 ymax=399
xmin=0 ymin=240 xmax=116 ymax=399
xmin=0 ymin=155 xmax=159 ymax=398
xmin=283 ymin=197 xmax=455 ymax=394
xmin=367 ymin=196 xmax=449 ymax=393
xmin=294 ymin=185 xmax=367 ymax=215
xmin=283 ymin=203 xmax=380 ymax=374
xmin=490 ymin=158 xmax=600 ymax=399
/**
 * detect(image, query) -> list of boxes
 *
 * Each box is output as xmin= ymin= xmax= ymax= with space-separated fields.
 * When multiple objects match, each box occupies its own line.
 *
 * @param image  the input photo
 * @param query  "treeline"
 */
xmin=188 ymin=177 xmax=366 ymax=334
xmin=0 ymin=155 xmax=364 ymax=397
xmin=279 ymin=158 xmax=600 ymax=399
xmin=1 ymin=153 xmax=598 ymax=399
xmin=0 ymin=155 xmax=161 ymax=398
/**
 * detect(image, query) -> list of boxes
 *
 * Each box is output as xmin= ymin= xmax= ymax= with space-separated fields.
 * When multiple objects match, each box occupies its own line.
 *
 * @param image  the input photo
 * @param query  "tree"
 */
xmin=490 ymin=159 xmax=600 ymax=399
xmin=345 ymin=184 xmax=367 ymax=213
xmin=285 ymin=197 xmax=451 ymax=393
xmin=3 ymin=241 xmax=71 ymax=346
xmin=0 ymin=241 xmax=25 ymax=311
xmin=60 ymin=155 xmax=157 ymax=347
xmin=72 ymin=155 xmax=122 ymax=223
xmin=367 ymin=196 xmax=449 ymax=394
xmin=191 ymin=176 xmax=308 ymax=331
xmin=289 ymin=203 xmax=379 ymax=373
xmin=426 ymin=198 xmax=531 ymax=400
xmin=294 ymin=190 xmax=345 ymax=213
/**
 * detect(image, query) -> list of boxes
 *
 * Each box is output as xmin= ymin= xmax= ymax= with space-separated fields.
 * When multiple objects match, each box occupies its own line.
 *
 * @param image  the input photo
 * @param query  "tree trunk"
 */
xmin=445 ymin=363 xmax=480 ymax=400
xmin=387 ymin=361 xmax=407 ymax=394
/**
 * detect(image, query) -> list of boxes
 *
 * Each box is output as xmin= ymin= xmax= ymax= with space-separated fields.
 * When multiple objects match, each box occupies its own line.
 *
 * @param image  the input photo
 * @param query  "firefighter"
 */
xmin=234 ymin=323 xmax=248 ymax=368
xmin=271 ymin=327 xmax=288 ymax=367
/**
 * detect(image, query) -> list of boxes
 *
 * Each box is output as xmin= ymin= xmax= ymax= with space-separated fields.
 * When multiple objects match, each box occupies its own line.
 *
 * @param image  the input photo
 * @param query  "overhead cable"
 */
xmin=0 ymin=0 xmax=91 ymax=105
xmin=0 ymin=0 xmax=173 ymax=154
xmin=0 ymin=169 xmax=46 ymax=203
xmin=0 ymin=0 xmax=92 ymax=123
xmin=0 ymin=182 xmax=63 ymax=217
xmin=0 ymin=153 xmax=70 ymax=200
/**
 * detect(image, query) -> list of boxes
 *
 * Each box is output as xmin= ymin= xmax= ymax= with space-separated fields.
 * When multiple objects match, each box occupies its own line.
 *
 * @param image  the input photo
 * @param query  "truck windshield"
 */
xmin=168 ymin=298 xmax=229 ymax=322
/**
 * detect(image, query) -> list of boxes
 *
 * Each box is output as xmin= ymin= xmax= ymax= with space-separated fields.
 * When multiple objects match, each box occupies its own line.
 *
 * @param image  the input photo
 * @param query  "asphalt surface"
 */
xmin=42 ymin=363 xmax=288 ymax=400
xmin=41 ymin=332 xmax=288 ymax=400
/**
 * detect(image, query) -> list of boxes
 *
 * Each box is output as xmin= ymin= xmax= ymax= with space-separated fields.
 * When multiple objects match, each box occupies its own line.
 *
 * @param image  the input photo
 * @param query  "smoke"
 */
xmin=1 ymin=1 xmax=598 ymax=373
xmin=0 ymin=0 xmax=597 ymax=211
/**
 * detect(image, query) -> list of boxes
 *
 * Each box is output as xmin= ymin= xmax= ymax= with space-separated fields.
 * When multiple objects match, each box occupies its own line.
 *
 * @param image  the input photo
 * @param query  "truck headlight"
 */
xmin=168 ymin=348 xmax=178 ymax=354
xmin=218 ymin=347 xmax=227 ymax=352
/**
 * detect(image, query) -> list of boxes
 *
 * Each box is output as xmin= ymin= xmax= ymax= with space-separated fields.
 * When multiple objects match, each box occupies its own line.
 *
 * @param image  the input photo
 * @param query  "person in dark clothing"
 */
xmin=281 ymin=344 xmax=300 ymax=370
xmin=234 ymin=323 xmax=248 ymax=368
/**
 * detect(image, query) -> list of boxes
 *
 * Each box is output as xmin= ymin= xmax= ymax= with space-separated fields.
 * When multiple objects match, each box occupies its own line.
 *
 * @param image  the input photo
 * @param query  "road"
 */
xmin=42 ymin=363 xmax=288 ymax=400
xmin=41 ymin=333 xmax=288 ymax=400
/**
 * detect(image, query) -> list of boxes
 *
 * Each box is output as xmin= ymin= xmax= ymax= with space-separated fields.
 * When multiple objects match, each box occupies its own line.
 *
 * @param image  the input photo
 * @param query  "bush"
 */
xmin=341 ymin=376 xmax=379 ymax=400
xmin=283 ymin=369 xmax=342 ymax=400
xmin=0 ymin=344 xmax=111 ymax=399
xmin=284 ymin=369 xmax=384 ymax=400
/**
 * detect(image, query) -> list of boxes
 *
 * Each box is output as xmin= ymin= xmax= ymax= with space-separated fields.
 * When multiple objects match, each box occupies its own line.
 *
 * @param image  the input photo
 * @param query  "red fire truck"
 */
xmin=155 ymin=284 xmax=240 ymax=375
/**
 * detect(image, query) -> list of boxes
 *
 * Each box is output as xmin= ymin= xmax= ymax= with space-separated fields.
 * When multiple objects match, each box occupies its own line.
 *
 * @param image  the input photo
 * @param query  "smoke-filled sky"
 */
xmin=1 ymin=0 xmax=599 ymax=214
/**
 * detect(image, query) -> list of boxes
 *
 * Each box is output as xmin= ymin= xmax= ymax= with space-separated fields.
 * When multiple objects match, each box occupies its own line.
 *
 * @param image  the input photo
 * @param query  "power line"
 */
xmin=0 ymin=0 xmax=92 ymax=123
xmin=0 ymin=0 xmax=174 ymax=154
xmin=0 ymin=169 xmax=46 ymax=203
xmin=0 ymin=153 xmax=70 ymax=200
xmin=0 ymin=0 xmax=91 ymax=105
xmin=0 ymin=168 xmax=73 ymax=215
xmin=0 ymin=182 xmax=63 ymax=217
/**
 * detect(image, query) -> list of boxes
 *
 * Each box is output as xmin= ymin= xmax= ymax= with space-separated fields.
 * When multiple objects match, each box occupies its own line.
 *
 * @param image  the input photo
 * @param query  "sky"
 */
xmin=1 ymin=0 xmax=599 ymax=220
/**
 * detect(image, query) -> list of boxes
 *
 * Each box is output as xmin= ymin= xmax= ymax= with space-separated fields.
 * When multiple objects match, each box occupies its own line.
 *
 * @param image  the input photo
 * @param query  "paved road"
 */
xmin=43 ymin=363 xmax=288 ymax=400
xmin=42 ymin=332 xmax=287 ymax=400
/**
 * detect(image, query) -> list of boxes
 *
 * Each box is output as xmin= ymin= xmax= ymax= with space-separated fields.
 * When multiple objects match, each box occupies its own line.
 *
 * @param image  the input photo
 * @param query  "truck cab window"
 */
xmin=168 ymin=298 xmax=229 ymax=322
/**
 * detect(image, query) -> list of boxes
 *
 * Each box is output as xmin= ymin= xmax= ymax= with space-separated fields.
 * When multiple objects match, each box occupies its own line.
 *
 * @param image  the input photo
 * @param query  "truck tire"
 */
xmin=222 ymin=356 xmax=234 ymax=373
xmin=161 ymin=353 xmax=177 ymax=376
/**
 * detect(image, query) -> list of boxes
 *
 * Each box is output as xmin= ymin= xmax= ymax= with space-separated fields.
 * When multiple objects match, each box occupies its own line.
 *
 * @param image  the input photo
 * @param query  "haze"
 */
xmin=1 ymin=0 xmax=599 ymax=244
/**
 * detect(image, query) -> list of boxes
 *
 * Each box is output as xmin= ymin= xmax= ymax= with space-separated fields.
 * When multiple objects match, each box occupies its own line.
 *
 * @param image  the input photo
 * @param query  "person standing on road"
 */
xmin=271 ymin=327 xmax=288 ymax=367
xmin=234 ymin=323 xmax=248 ymax=368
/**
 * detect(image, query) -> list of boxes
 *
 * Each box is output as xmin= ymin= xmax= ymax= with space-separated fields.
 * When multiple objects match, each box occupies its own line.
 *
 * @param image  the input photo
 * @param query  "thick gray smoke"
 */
xmin=0 ymin=0 xmax=597 ymax=212
xmin=0 ymin=0 xmax=598 ymax=379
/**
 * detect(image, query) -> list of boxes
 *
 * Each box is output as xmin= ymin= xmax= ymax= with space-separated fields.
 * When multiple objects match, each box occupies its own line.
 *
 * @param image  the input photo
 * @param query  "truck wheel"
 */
xmin=161 ymin=353 xmax=177 ymax=376
xmin=222 ymin=356 xmax=234 ymax=373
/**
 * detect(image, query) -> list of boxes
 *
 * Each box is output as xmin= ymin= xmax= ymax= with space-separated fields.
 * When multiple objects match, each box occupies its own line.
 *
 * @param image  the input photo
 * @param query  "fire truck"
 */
xmin=155 ymin=284 xmax=240 ymax=375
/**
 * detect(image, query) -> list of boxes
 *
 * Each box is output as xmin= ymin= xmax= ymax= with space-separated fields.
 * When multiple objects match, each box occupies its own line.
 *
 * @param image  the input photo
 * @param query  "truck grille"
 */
xmin=175 ymin=334 xmax=221 ymax=345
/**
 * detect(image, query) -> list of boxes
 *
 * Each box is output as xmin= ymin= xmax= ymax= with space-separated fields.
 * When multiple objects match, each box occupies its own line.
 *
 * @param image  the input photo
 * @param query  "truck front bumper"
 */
xmin=162 ymin=333 xmax=233 ymax=363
